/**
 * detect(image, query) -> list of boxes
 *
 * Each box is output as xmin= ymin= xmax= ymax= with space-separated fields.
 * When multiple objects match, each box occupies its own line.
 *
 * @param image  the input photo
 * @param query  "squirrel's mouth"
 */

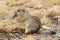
xmin=18 ymin=13 xmax=26 ymax=23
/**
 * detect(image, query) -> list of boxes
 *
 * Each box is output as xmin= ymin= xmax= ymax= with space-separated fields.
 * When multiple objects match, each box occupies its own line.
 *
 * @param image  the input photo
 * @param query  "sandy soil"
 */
xmin=0 ymin=0 xmax=60 ymax=40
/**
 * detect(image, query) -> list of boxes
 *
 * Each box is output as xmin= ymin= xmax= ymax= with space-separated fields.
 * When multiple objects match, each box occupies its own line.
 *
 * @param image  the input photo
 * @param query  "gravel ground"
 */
xmin=0 ymin=0 xmax=60 ymax=40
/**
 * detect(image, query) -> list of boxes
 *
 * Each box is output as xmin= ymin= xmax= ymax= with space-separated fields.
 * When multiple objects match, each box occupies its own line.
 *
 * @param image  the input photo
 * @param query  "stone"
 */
xmin=21 ymin=35 xmax=37 ymax=40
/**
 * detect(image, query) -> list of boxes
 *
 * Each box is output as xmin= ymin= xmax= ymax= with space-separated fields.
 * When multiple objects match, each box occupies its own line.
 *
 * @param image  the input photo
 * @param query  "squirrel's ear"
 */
xmin=12 ymin=12 xmax=17 ymax=19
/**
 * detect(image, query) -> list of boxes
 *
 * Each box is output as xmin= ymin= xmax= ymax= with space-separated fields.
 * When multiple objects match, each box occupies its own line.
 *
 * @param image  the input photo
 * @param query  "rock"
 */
xmin=40 ymin=17 xmax=52 ymax=26
xmin=40 ymin=0 xmax=60 ymax=8
xmin=46 ymin=5 xmax=60 ymax=25
xmin=47 ymin=5 xmax=60 ymax=16
xmin=21 ymin=35 xmax=38 ymax=40
xmin=0 ymin=19 xmax=21 ymax=32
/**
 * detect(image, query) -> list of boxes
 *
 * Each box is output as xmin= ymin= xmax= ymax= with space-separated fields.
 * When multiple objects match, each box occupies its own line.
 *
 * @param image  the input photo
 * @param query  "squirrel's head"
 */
xmin=17 ymin=9 xmax=26 ymax=23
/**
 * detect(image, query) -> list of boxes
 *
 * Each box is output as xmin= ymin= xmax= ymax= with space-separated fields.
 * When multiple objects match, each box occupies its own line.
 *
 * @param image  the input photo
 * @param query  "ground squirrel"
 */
xmin=13 ymin=8 xmax=40 ymax=34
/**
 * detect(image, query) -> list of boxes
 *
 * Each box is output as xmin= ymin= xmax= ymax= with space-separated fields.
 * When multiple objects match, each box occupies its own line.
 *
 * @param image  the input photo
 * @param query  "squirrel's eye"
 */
xmin=17 ymin=9 xmax=25 ymax=13
xmin=13 ymin=9 xmax=26 ymax=19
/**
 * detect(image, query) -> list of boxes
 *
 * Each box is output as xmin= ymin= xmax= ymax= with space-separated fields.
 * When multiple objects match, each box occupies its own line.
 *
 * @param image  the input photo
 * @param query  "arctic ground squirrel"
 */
xmin=13 ymin=8 xmax=40 ymax=34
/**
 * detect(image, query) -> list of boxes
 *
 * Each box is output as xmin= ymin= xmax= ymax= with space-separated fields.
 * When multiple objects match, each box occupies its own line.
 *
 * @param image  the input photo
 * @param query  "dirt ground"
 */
xmin=0 ymin=0 xmax=60 ymax=40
